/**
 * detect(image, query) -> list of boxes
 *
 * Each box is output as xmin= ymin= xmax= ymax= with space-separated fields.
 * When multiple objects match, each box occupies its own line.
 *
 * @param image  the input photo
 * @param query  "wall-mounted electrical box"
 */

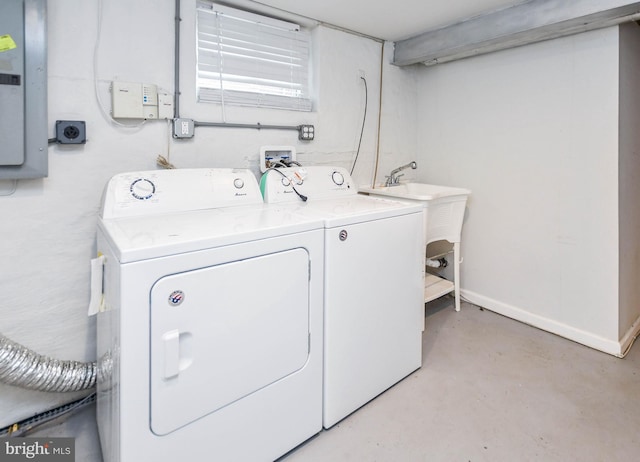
xmin=259 ymin=146 xmax=297 ymax=172
xmin=111 ymin=81 xmax=173 ymax=120
xmin=0 ymin=0 xmax=48 ymax=179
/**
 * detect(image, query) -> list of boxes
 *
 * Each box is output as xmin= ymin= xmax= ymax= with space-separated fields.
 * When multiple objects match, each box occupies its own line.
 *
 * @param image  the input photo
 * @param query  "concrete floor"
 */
xmin=29 ymin=297 xmax=640 ymax=461
xmin=282 ymin=298 xmax=640 ymax=461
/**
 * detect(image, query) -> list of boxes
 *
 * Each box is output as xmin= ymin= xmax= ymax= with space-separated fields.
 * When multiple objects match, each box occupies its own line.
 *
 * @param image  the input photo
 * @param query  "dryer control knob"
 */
xmin=281 ymin=177 xmax=291 ymax=187
xmin=130 ymin=178 xmax=156 ymax=200
xmin=233 ymin=178 xmax=245 ymax=189
xmin=332 ymin=171 xmax=345 ymax=186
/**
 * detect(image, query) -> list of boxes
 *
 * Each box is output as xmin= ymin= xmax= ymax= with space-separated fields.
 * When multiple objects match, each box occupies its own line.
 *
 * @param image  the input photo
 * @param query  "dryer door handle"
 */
xmin=162 ymin=329 xmax=180 ymax=379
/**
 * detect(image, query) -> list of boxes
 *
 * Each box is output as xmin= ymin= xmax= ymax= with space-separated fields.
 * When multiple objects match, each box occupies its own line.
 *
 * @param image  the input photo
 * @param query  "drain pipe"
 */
xmin=0 ymin=334 xmax=97 ymax=393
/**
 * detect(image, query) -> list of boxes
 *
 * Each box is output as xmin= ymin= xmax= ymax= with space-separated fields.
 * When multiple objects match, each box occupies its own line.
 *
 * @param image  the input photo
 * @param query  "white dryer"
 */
xmin=261 ymin=166 xmax=424 ymax=429
xmin=96 ymin=168 xmax=324 ymax=462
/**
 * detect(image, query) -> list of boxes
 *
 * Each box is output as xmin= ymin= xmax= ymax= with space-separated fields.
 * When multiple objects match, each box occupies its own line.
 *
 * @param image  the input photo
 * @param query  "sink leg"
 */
xmin=454 ymin=241 xmax=461 ymax=312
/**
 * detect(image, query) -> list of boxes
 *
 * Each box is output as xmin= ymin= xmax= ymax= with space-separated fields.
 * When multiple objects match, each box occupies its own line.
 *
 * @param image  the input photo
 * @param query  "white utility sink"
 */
xmin=358 ymin=182 xmax=470 ymax=201
xmin=359 ymin=182 xmax=471 ymax=313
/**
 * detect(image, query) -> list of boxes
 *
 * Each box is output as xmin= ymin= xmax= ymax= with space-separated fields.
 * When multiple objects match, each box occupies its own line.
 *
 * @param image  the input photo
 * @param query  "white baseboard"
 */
xmin=460 ymin=289 xmax=639 ymax=357
xmin=619 ymin=316 xmax=640 ymax=357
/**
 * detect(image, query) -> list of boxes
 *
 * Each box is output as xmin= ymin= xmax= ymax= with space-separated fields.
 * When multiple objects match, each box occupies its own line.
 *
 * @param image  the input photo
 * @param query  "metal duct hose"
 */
xmin=0 ymin=334 xmax=97 ymax=393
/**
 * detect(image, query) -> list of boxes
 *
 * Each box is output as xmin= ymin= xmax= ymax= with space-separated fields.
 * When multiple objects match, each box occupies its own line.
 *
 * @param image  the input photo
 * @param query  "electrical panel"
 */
xmin=0 ymin=7 xmax=23 ymax=167
xmin=0 ymin=0 xmax=48 ymax=179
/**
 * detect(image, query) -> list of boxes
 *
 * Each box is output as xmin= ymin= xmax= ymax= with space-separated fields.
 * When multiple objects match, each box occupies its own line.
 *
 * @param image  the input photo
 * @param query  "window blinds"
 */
xmin=196 ymin=1 xmax=312 ymax=111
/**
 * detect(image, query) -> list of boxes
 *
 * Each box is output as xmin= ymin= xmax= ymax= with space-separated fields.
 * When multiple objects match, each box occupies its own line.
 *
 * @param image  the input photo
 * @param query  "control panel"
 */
xmin=100 ymin=168 xmax=263 ymax=220
xmin=111 ymin=81 xmax=173 ymax=120
xmin=261 ymin=166 xmax=356 ymax=203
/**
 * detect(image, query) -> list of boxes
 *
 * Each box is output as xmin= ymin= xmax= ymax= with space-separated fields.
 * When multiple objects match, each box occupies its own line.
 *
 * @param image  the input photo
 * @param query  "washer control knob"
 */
xmin=233 ymin=178 xmax=245 ymax=189
xmin=281 ymin=177 xmax=291 ymax=187
xmin=332 ymin=171 xmax=345 ymax=186
xmin=130 ymin=178 xmax=156 ymax=200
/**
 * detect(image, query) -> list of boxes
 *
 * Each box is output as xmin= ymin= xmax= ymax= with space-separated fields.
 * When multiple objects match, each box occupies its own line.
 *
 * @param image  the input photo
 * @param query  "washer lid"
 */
xmin=284 ymin=195 xmax=423 ymax=228
xmin=99 ymin=204 xmax=323 ymax=263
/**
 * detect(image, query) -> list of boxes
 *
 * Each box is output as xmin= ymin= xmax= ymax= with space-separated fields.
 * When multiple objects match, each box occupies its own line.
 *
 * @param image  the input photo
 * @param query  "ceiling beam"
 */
xmin=393 ymin=0 xmax=640 ymax=66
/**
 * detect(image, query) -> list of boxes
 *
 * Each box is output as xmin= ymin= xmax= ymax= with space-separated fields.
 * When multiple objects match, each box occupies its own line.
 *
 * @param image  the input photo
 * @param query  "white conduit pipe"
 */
xmin=0 ymin=334 xmax=97 ymax=393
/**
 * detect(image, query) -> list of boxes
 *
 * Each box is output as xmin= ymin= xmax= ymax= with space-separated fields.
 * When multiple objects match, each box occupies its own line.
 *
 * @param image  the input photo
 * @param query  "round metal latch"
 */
xmin=339 ymin=229 xmax=348 ymax=241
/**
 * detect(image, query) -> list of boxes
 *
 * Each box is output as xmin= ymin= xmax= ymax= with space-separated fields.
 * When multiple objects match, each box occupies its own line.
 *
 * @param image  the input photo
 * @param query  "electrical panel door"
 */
xmin=0 ymin=0 xmax=24 ymax=166
xmin=0 ymin=0 xmax=47 ymax=179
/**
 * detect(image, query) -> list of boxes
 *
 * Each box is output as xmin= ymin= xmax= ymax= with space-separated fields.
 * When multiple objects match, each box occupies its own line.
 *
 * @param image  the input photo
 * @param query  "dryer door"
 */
xmin=149 ymin=248 xmax=310 ymax=435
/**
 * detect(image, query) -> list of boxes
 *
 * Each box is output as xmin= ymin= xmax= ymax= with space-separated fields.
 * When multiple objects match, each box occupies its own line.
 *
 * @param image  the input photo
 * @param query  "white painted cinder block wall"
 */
xmin=415 ymin=25 xmax=640 ymax=355
xmin=3 ymin=0 xmax=638 ymax=437
xmin=0 ymin=0 xmax=413 ymax=427
xmin=618 ymin=23 xmax=640 ymax=343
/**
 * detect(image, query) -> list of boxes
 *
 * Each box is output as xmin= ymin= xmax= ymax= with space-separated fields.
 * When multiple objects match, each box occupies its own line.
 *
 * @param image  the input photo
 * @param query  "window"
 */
xmin=196 ymin=1 xmax=312 ymax=111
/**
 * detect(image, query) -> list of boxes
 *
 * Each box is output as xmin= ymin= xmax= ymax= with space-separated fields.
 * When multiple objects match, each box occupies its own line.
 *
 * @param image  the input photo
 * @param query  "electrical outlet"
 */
xmin=173 ymin=118 xmax=194 ymax=138
xmin=55 ymin=120 xmax=87 ymax=144
xmin=298 ymin=125 xmax=315 ymax=141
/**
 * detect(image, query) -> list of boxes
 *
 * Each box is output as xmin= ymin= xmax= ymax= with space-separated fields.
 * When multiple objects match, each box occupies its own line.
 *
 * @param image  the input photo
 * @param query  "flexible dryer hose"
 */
xmin=0 ymin=334 xmax=97 ymax=393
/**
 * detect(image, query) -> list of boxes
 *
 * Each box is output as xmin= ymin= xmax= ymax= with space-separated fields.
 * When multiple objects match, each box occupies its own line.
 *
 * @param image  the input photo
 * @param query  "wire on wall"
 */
xmin=350 ymin=76 xmax=367 ymax=176
xmin=157 ymin=119 xmax=177 ymax=169
xmin=92 ymin=0 xmax=146 ymax=130
xmin=371 ymin=42 xmax=385 ymax=189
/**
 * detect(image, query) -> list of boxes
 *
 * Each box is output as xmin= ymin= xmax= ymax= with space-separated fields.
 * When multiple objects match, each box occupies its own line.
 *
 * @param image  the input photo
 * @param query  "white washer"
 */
xmin=96 ymin=168 xmax=324 ymax=462
xmin=261 ymin=166 xmax=424 ymax=428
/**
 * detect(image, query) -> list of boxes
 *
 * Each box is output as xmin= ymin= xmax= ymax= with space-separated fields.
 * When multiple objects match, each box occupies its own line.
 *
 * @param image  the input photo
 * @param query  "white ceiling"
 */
xmin=251 ymin=0 xmax=525 ymax=41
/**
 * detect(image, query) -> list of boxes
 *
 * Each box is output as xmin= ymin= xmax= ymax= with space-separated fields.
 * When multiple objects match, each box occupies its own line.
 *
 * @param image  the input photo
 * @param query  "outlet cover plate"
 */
xmin=56 ymin=120 xmax=87 ymax=144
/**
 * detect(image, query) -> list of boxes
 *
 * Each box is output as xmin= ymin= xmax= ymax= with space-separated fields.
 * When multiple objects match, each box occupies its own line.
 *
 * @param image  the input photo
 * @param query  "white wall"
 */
xmin=5 ymin=0 xmax=636 ymax=441
xmin=0 ymin=0 xmax=409 ymax=428
xmin=369 ymin=42 xmax=422 ymax=187
xmin=415 ymin=27 xmax=623 ymax=352
xmin=618 ymin=23 xmax=640 ymax=341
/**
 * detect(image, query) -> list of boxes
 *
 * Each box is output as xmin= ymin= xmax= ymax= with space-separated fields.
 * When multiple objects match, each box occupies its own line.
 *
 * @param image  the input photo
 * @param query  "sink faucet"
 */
xmin=384 ymin=161 xmax=417 ymax=187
